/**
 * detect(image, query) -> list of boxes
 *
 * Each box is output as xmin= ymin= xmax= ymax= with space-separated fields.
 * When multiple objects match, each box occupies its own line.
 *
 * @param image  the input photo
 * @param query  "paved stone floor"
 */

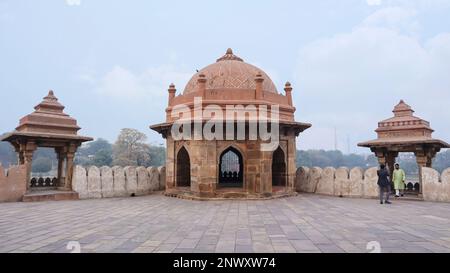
xmin=1 ymin=193 xmax=450 ymax=253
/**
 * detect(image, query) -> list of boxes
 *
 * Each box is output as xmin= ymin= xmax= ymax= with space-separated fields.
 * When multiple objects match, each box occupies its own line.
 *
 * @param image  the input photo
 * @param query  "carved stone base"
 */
xmin=164 ymin=188 xmax=297 ymax=201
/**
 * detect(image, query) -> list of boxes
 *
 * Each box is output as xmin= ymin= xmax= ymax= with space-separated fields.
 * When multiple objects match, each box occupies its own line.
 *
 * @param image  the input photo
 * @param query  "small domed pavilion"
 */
xmin=151 ymin=49 xmax=311 ymax=199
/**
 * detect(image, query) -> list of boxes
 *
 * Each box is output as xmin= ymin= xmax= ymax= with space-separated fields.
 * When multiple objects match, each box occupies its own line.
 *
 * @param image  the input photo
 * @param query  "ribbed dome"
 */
xmin=183 ymin=49 xmax=278 ymax=94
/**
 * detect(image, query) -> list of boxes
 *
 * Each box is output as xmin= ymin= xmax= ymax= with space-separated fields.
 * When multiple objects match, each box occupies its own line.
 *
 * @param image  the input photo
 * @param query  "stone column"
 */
xmin=415 ymin=148 xmax=438 ymax=195
xmin=165 ymin=136 xmax=176 ymax=190
xmin=18 ymin=153 xmax=24 ymax=165
xmin=259 ymin=149 xmax=271 ymax=195
xmin=386 ymin=151 xmax=398 ymax=179
xmin=56 ymin=147 xmax=67 ymax=188
xmin=64 ymin=153 xmax=74 ymax=191
xmin=22 ymin=141 xmax=37 ymax=191
xmin=286 ymin=134 xmax=297 ymax=193
xmin=415 ymin=151 xmax=427 ymax=195
xmin=12 ymin=143 xmax=24 ymax=165
xmin=63 ymin=143 xmax=77 ymax=191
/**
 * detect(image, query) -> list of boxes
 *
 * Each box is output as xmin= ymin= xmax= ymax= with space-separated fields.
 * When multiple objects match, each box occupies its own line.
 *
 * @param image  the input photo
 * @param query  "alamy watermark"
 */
xmin=170 ymin=97 xmax=280 ymax=152
xmin=366 ymin=241 xmax=382 ymax=253
xmin=66 ymin=241 xmax=81 ymax=253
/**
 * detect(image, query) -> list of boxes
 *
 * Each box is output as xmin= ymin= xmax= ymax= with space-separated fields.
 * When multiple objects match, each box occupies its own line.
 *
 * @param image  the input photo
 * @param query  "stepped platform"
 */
xmin=22 ymin=190 xmax=79 ymax=202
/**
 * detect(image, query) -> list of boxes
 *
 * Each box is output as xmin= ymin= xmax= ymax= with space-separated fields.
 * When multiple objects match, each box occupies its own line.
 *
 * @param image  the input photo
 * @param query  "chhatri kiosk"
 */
xmin=1 ymin=91 xmax=92 ymax=201
xmin=151 ymin=49 xmax=311 ymax=199
xmin=359 ymin=100 xmax=450 ymax=195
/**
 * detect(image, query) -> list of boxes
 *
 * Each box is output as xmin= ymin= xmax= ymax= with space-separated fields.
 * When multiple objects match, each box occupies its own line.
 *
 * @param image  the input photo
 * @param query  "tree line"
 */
xmin=0 ymin=128 xmax=449 ymax=175
xmin=0 ymin=128 xmax=165 ymax=173
xmin=296 ymin=149 xmax=450 ymax=175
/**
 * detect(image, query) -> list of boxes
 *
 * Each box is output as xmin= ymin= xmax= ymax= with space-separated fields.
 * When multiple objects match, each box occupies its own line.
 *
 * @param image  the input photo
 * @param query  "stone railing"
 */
xmin=30 ymin=176 xmax=58 ymax=189
xmin=72 ymin=165 xmax=166 ymax=199
xmin=0 ymin=165 xmax=27 ymax=202
xmin=295 ymin=167 xmax=380 ymax=199
xmin=422 ymin=167 xmax=450 ymax=202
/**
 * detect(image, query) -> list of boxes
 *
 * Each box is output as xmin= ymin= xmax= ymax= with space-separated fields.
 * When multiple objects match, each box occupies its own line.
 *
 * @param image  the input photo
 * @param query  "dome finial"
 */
xmin=44 ymin=90 xmax=58 ymax=102
xmin=216 ymin=48 xmax=244 ymax=62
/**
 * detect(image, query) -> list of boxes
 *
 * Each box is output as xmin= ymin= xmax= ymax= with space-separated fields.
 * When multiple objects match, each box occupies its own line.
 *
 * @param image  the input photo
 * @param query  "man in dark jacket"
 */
xmin=377 ymin=164 xmax=392 ymax=205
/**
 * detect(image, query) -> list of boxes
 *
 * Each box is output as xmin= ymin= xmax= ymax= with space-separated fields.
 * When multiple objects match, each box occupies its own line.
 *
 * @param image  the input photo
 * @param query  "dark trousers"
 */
xmin=379 ymin=186 xmax=390 ymax=202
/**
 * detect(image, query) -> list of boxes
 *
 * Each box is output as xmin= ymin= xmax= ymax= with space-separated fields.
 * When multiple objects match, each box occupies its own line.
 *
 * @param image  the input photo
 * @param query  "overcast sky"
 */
xmin=1 ymin=0 xmax=449 ymax=153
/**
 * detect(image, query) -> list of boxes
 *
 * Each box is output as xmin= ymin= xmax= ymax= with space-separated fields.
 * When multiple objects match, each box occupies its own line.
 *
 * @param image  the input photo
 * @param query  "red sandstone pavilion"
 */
xmin=359 ymin=100 xmax=450 ymax=194
xmin=151 ymin=49 xmax=311 ymax=199
xmin=0 ymin=91 xmax=92 ymax=201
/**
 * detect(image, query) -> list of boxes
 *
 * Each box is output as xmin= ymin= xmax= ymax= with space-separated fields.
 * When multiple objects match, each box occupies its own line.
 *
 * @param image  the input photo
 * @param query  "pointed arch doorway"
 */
xmin=219 ymin=147 xmax=243 ymax=188
xmin=272 ymin=146 xmax=287 ymax=191
xmin=176 ymin=147 xmax=191 ymax=188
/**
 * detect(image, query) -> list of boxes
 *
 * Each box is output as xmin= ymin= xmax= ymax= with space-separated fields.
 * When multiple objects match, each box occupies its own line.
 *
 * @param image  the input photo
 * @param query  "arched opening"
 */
xmin=219 ymin=147 xmax=243 ymax=187
xmin=272 ymin=146 xmax=286 ymax=191
xmin=176 ymin=147 xmax=191 ymax=188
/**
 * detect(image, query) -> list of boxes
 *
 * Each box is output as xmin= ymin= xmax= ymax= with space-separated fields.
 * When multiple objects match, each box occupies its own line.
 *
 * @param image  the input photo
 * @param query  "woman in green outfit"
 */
xmin=393 ymin=163 xmax=406 ymax=197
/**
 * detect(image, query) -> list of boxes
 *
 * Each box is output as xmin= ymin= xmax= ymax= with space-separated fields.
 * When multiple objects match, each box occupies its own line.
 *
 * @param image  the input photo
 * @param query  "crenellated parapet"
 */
xmin=0 ymin=165 xmax=27 ymax=202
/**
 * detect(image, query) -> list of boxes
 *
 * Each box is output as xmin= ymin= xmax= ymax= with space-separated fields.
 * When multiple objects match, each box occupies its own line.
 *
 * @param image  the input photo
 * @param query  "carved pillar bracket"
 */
xmin=386 ymin=151 xmax=398 ymax=177
xmin=372 ymin=148 xmax=387 ymax=165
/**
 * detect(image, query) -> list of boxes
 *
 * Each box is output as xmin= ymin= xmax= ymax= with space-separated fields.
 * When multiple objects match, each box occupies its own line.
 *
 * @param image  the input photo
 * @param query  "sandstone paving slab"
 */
xmin=0 ymin=195 xmax=450 ymax=253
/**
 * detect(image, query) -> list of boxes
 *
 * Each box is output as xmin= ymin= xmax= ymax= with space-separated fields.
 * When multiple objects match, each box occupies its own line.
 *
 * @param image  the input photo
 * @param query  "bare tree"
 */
xmin=113 ymin=128 xmax=151 ymax=166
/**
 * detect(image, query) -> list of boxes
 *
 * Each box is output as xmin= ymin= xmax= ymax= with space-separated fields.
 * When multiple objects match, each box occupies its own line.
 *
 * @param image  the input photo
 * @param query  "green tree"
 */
xmin=32 ymin=157 xmax=52 ymax=173
xmin=92 ymin=149 xmax=113 ymax=167
xmin=365 ymin=154 xmax=379 ymax=168
xmin=75 ymin=138 xmax=113 ymax=167
xmin=296 ymin=150 xmax=377 ymax=170
xmin=0 ymin=142 xmax=17 ymax=167
xmin=80 ymin=138 xmax=112 ymax=156
xmin=147 ymin=145 xmax=166 ymax=166
xmin=434 ymin=150 xmax=450 ymax=173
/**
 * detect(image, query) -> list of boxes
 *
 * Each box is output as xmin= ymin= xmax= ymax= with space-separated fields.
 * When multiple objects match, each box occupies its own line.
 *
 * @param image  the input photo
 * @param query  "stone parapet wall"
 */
xmin=422 ymin=167 xmax=450 ymax=202
xmin=296 ymin=166 xmax=450 ymax=203
xmin=73 ymin=165 xmax=166 ymax=199
xmin=0 ymin=165 xmax=27 ymax=202
xmin=295 ymin=166 xmax=379 ymax=199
